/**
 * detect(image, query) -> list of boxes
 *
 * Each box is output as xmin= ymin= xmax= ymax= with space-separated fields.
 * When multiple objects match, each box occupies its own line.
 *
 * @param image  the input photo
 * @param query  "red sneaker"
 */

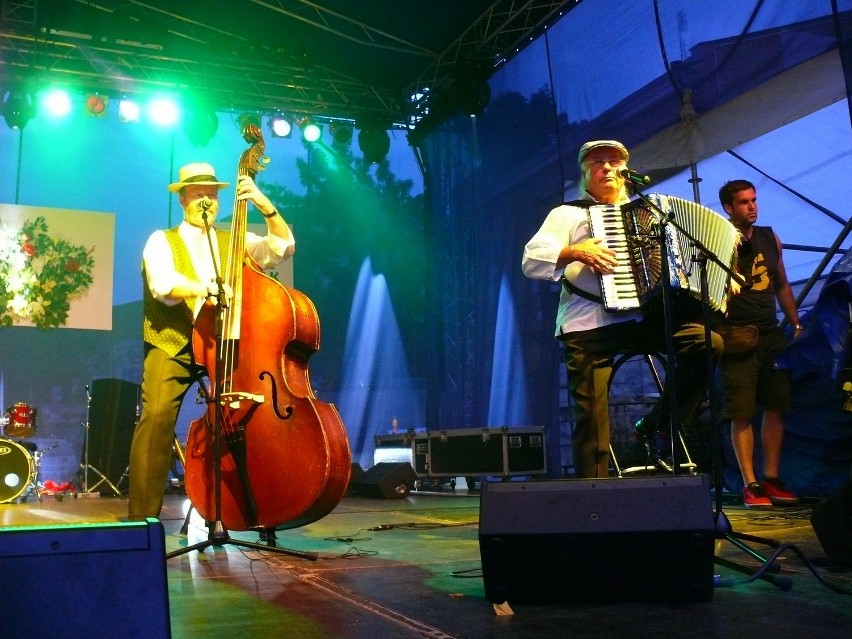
xmin=761 ymin=478 xmax=799 ymax=505
xmin=743 ymin=482 xmax=772 ymax=508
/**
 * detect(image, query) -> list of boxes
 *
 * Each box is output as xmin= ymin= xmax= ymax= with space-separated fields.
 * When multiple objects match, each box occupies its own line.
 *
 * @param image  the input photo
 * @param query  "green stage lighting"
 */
xmin=148 ymin=97 xmax=180 ymax=127
xmin=42 ymin=88 xmax=72 ymax=118
xmin=2 ymin=91 xmax=34 ymax=130
xmin=299 ymin=117 xmax=322 ymax=143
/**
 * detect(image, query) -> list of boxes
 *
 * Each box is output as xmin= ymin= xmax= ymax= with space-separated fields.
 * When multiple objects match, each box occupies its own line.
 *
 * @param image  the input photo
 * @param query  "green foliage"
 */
xmin=0 ymin=216 xmax=95 ymax=329
xmin=260 ymin=142 xmax=426 ymax=387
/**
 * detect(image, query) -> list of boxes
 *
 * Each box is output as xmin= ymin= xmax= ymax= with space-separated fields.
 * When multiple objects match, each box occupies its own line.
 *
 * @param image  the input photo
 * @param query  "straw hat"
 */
xmin=167 ymin=162 xmax=229 ymax=192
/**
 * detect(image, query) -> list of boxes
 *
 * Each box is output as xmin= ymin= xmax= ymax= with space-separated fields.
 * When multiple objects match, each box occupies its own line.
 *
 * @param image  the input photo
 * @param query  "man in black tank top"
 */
xmin=718 ymin=179 xmax=802 ymax=508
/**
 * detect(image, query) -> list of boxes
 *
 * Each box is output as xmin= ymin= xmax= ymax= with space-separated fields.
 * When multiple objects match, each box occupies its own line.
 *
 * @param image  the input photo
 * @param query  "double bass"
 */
xmin=183 ymin=123 xmax=351 ymax=531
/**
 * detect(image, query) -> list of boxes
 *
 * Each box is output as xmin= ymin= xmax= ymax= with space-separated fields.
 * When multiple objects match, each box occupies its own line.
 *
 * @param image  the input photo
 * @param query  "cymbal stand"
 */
xmin=78 ymin=384 xmax=122 ymax=497
xmin=167 ymin=205 xmax=315 ymax=561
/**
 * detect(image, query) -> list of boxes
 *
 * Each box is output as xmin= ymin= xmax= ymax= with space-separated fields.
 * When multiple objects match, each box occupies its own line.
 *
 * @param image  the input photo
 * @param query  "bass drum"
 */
xmin=3 ymin=403 xmax=37 ymax=439
xmin=0 ymin=438 xmax=35 ymax=503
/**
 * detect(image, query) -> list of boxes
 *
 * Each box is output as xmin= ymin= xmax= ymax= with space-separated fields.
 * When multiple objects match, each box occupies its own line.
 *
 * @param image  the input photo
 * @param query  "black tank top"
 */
xmin=725 ymin=225 xmax=779 ymax=330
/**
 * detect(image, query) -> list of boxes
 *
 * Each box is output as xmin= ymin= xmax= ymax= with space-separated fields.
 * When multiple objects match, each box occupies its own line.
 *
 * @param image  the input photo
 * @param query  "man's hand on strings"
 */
xmin=199 ymin=280 xmax=233 ymax=304
xmin=236 ymin=175 xmax=275 ymax=217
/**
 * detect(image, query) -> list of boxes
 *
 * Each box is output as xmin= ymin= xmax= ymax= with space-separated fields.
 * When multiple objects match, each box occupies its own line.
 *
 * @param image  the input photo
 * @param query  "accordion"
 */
xmin=583 ymin=193 xmax=740 ymax=313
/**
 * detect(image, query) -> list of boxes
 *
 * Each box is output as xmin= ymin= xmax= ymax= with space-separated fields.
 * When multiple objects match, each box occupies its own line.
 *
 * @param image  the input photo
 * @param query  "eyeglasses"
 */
xmin=585 ymin=157 xmax=626 ymax=169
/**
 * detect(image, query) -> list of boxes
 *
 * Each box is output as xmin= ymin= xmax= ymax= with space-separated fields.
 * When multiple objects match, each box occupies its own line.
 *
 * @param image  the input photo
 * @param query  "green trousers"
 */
xmin=561 ymin=318 xmax=722 ymax=479
xmin=128 ymin=344 xmax=204 ymax=519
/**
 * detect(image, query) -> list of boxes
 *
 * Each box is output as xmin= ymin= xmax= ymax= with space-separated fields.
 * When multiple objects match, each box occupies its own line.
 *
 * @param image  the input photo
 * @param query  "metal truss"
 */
xmin=0 ymin=0 xmax=580 ymax=127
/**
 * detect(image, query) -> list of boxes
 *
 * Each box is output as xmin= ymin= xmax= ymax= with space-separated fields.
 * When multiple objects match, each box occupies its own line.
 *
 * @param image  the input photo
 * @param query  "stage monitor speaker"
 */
xmin=346 ymin=462 xmax=365 ymax=496
xmin=353 ymin=462 xmax=416 ymax=498
xmin=88 ymin=377 xmax=140 ymax=492
xmin=479 ymin=475 xmax=715 ymax=604
xmin=0 ymin=519 xmax=171 ymax=638
xmin=810 ymin=479 xmax=852 ymax=567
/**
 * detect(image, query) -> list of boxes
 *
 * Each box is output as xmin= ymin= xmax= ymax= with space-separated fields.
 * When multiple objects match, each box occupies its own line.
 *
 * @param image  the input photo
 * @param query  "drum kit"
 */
xmin=0 ymin=402 xmax=42 ymax=503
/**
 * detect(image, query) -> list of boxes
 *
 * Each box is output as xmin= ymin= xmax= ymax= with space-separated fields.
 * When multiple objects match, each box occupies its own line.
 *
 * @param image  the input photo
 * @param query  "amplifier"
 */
xmin=0 ymin=518 xmax=171 ymax=638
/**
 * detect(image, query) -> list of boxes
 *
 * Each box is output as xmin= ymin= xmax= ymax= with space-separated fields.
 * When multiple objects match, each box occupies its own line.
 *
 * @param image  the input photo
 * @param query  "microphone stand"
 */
xmin=167 ymin=204 xmax=315 ymax=562
xmin=629 ymin=182 xmax=788 ymax=590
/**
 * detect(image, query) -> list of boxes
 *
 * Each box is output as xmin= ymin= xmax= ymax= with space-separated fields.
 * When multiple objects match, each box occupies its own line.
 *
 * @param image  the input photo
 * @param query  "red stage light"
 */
xmin=85 ymin=94 xmax=107 ymax=116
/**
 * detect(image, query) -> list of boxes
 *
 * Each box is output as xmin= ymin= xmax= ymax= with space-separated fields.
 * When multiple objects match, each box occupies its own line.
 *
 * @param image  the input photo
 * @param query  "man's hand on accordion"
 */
xmin=567 ymin=238 xmax=618 ymax=274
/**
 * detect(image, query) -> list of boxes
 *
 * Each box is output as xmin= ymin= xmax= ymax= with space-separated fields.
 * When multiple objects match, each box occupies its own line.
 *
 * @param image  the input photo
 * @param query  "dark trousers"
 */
xmin=562 ymin=318 xmax=722 ymax=479
xmin=128 ymin=344 xmax=203 ymax=519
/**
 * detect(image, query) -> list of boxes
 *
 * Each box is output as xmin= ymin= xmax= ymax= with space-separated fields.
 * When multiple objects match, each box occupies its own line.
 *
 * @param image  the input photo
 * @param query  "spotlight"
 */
xmin=85 ymin=93 xmax=108 ymax=116
xmin=268 ymin=113 xmax=292 ymax=138
xmin=329 ymin=121 xmax=353 ymax=147
xmin=2 ymin=90 xmax=34 ymax=130
xmin=299 ymin=117 xmax=322 ymax=143
xmin=455 ymin=76 xmax=491 ymax=117
xmin=183 ymin=101 xmax=218 ymax=147
xmin=118 ymin=98 xmax=140 ymax=122
xmin=357 ymin=121 xmax=390 ymax=163
xmin=147 ymin=96 xmax=180 ymax=127
xmin=42 ymin=88 xmax=72 ymax=118
xmin=238 ymin=111 xmax=262 ymax=132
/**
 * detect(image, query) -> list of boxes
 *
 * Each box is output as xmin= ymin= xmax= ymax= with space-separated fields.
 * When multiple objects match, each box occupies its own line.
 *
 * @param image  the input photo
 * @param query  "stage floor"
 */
xmin=1 ymin=480 xmax=851 ymax=639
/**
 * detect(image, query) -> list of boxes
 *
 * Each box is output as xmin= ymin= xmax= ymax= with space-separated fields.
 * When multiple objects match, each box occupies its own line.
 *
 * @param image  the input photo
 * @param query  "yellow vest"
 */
xmin=142 ymin=227 xmax=231 ymax=356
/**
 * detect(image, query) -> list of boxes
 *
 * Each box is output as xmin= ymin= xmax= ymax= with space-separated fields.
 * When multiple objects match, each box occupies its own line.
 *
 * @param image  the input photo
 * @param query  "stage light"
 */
xmin=147 ymin=96 xmax=180 ymax=127
xmin=183 ymin=101 xmax=218 ymax=147
xmin=455 ymin=76 xmax=491 ymax=117
xmin=42 ymin=88 xmax=72 ymax=117
xmin=2 ymin=90 xmax=34 ymax=130
xmin=85 ymin=94 xmax=108 ymax=116
xmin=118 ymin=98 xmax=140 ymax=122
xmin=357 ymin=122 xmax=390 ymax=163
xmin=329 ymin=121 xmax=353 ymax=147
xmin=299 ymin=117 xmax=322 ymax=143
xmin=268 ymin=113 xmax=292 ymax=138
xmin=238 ymin=111 xmax=261 ymax=132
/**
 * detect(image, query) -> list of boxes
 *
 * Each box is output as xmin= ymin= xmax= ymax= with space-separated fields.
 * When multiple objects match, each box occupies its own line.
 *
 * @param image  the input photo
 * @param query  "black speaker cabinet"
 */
xmin=346 ymin=462 xmax=365 ymax=496
xmin=353 ymin=462 xmax=417 ymax=498
xmin=810 ymin=479 xmax=852 ymax=567
xmin=0 ymin=519 xmax=171 ymax=638
xmin=88 ymin=378 xmax=140 ymax=492
xmin=479 ymin=475 xmax=715 ymax=604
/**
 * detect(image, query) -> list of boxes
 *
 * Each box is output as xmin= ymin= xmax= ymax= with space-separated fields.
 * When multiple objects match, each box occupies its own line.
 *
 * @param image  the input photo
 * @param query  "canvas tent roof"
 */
xmin=528 ymin=1 xmax=852 ymax=307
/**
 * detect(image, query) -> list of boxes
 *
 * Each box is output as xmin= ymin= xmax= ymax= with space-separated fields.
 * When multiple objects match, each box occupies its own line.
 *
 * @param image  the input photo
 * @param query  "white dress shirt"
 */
xmin=522 ymin=202 xmax=639 ymax=336
xmin=143 ymin=220 xmax=295 ymax=317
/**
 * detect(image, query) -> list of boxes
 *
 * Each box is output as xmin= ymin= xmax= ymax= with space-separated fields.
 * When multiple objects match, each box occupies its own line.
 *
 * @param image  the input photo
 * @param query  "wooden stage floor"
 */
xmin=1 ymin=479 xmax=851 ymax=639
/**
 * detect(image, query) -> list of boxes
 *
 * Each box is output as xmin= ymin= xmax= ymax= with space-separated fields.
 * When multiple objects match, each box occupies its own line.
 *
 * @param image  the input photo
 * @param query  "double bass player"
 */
xmin=128 ymin=161 xmax=294 ymax=521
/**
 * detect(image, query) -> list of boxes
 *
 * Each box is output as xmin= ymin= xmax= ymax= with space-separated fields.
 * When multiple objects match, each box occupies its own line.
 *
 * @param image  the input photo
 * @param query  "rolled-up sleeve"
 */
xmin=522 ymin=205 xmax=579 ymax=281
xmin=143 ymin=230 xmax=183 ymax=306
xmin=246 ymin=226 xmax=295 ymax=269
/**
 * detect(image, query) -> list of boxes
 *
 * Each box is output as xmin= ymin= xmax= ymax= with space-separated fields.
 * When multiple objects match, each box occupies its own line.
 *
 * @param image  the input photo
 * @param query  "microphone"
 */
xmin=620 ymin=167 xmax=651 ymax=185
xmin=199 ymin=197 xmax=212 ymax=220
